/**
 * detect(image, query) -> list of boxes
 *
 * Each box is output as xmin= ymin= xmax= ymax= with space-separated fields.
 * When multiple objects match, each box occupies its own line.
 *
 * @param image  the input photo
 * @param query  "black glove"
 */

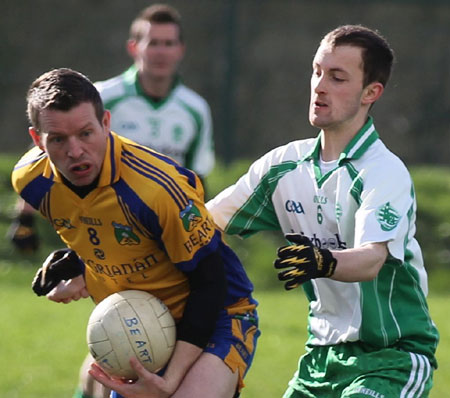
xmin=274 ymin=234 xmax=337 ymax=290
xmin=32 ymin=248 xmax=85 ymax=296
xmin=8 ymin=213 xmax=39 ymax=253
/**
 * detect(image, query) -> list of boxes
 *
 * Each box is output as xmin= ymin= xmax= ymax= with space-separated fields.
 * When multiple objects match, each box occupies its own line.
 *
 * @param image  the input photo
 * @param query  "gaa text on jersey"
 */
xmin=53 ymin=218 xmax=76 ymax=229
xmin=285 ymin=200 xmax=305 ymax=214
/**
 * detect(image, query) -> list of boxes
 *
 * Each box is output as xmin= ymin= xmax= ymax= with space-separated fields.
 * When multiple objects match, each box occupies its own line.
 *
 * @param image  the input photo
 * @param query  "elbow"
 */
xmin=361 ymin=242 xmax=389 ymax=281
xmin=362 ymin=267 xmax=381 ymax=281
xmin=362 ymin=256 xmax=387 ymax=281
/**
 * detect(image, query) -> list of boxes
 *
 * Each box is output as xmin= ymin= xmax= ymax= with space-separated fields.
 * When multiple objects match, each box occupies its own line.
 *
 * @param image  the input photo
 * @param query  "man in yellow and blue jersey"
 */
xmin=9 ymin=3 xmax=215 ymax=255
xmin=12 ymin=68 xmax=259 ymax=398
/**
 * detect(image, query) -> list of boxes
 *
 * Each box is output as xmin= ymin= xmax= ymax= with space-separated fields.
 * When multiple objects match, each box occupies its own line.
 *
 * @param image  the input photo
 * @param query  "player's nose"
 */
xmin=66 ymin=137 xmax=84 ymax=158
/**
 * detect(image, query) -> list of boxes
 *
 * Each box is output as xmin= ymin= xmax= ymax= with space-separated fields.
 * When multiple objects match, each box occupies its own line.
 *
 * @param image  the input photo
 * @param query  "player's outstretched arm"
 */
xmin=274 ymin=234 xmax=388 ymax=290
xmin=329 ymin=241 xmax=388 ymax=282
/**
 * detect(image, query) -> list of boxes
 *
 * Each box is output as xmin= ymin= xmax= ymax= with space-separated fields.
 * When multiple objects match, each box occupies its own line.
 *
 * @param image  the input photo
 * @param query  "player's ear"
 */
xmin=362 ymin=82 xmax=384 ymax=106
xmin=102 ymin=110 xmax=111 ymax=132
xmin=29 ymin=127 xmax=44 ymax=150
xmin=126 ymin=39 xmax=138 ymax=59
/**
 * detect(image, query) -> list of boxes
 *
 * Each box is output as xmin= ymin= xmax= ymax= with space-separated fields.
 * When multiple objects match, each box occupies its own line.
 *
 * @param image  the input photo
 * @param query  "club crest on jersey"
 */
xmin=180 ymin=199 xmax=202 ymax=232
xmin=112 ymin=222 xmax=140 ymax=245
xmin=172 ymin=125 xmax=184 ymax=142
xmin=376 ymin=202 xmax=400 ymax=231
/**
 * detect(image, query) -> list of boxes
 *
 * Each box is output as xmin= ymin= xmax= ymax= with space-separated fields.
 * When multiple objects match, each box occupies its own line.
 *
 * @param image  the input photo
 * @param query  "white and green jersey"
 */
xmin=207 ymin=117 xmax=438 ymax=366
xmin=95 ymin=66 xmax=214 ymax=177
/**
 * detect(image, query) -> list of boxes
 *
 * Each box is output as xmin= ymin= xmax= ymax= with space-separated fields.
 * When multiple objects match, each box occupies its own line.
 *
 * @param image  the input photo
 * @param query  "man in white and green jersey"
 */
xmin=207 ymin=25 xmax=439 ymax=398
xmin=95 ymin=4 xmax=214 ymax=182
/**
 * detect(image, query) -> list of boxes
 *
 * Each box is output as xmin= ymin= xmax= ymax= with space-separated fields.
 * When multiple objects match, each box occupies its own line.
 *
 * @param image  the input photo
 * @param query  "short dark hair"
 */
xmin=27 ymin=68 xmax=104 ymax=132
xmin=129 ymin=4 xmax=183 ymax=43
xmin=321 ymin=25 xmax=394 ymax=88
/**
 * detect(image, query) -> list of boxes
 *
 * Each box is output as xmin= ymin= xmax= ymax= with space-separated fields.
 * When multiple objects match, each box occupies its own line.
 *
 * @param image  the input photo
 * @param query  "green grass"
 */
xmin=0 ymin=264 xmax=93 ymax=397
xmin=0 ymin=263 xmax=449 ymax=397
xmin=1 ymin=154 xmax=449 ymax=397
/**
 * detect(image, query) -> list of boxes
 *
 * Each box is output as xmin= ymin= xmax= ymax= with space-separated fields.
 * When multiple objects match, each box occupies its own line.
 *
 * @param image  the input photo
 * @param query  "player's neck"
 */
xmin=138 ymin=73 xmax=173 ymax=99
xmin=320 ymin=114 xmax=368 ymax=161
xmin=61 ymin=174 xmax=99 ymax=198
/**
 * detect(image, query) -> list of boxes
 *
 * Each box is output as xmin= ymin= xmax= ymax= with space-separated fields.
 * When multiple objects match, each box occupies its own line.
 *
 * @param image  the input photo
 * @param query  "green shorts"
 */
xmin=283 ymin=342 xmax=433 ymax=398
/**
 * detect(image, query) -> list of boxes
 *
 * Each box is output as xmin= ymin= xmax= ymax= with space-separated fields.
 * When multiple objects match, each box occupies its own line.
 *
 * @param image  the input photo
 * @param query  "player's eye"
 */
xmin=148 ymin=39 xmax=158 ymax=47
xmin=332 ymin=75 xmax=345 ymax=82
xmin=80 ymin=130 xmax=92 ymax=138
xmin=48 ymin=135 xmax=64 ymax=144
xmin=164 ymin=39 xmax=178 ymax=47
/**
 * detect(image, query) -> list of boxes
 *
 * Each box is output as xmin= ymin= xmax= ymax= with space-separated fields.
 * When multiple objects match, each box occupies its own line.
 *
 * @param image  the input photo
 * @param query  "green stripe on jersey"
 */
xmin=344 ymin=162 xmax=363 ymax=206
xmin=225 ymin=161 xmax=298 ymax=237
xmin=359 ymin=262 xmax=439 ymax=366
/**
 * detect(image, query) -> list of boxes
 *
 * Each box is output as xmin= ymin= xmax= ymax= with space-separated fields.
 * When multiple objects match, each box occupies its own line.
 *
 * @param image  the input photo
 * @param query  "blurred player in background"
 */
xmin=12 ymin=68 xmax=258 ymax=398
xmin=9 ymin=3 xmax=215 ymax=253
xmin=207 ymin=25 xmax=439 ymax=398
xmin=95 ymin=3 xmax=214 ymax=187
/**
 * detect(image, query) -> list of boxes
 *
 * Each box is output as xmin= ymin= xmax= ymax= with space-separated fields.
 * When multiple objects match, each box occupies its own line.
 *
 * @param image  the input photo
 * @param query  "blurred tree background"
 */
xmin=1 ymin=0 xmax=450 ymax=165
xmin=1 ymin=0 xmax=449 ymax=286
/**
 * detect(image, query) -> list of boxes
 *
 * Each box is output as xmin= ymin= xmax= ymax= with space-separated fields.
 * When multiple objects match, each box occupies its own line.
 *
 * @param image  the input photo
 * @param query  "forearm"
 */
xmin=162 ymin=340 xmax=203 ymax=393
xmin=330 ymin=242 xmax=388 ymax=282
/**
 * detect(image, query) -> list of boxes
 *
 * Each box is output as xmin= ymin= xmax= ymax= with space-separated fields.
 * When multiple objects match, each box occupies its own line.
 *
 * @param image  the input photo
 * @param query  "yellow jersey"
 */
xmin=12 ymin=132 xmax=254 ymax=321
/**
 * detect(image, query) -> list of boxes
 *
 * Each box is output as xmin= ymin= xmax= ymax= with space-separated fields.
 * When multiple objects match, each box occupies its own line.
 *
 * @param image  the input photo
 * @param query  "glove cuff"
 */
xmin=54 ymin=250 xmax=85 ymax=279
xmin=315 ymin=247 xmax=337 ymax=278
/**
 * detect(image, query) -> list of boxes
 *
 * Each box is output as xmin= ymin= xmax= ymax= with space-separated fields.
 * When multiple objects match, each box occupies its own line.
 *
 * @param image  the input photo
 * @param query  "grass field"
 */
xmin=0 ymin=153 xmax=449 ymax=397
xmin=0 ymin=262 xmax=449 ymax=397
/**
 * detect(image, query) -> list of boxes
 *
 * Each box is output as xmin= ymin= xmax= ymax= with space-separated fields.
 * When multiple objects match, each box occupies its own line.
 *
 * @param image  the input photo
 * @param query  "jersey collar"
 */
xmin=303 ymin=116 xmax=379 ymax=186
xmin=305 ymin=116 xmax=379 ymax=165
xmin=123 ymin=64 xmax=181 ymax=109
xmin=98 ymin=132 xmax=122 ymax=187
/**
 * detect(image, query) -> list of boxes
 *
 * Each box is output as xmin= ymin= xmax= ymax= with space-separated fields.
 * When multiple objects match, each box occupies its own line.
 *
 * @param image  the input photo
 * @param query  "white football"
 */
xmin=86 ymin=290 xmax=176 ymax=379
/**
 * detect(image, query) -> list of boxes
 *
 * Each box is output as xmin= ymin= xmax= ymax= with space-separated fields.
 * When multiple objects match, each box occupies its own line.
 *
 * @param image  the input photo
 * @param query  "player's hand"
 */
xmin=274 ymin=234 xmax=337 ymax=290
xmin=32 ymin=248 xmax=85 ymax=296
xmin=89 ymin=358 xmax=174 ymax=398
xmin=46 ymin=275 xmax=90 ymax=303
xmin=8 ymin=213 xmax=39 ymax=253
